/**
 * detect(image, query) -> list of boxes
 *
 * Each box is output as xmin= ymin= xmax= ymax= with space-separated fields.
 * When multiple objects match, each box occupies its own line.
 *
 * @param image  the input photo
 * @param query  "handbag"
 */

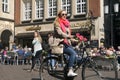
xmin=50 ymin=37 xmax=63 ymax=54
xmin=51 ymin=44 xmax=63 ymax=54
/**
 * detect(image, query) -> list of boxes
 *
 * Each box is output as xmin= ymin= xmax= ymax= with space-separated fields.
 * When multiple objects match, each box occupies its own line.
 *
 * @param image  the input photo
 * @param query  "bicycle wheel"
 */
xmin=39 ymin=56 xmax=64 ymax=80
xmin=82 ymin=57 xmax=118 ymax=80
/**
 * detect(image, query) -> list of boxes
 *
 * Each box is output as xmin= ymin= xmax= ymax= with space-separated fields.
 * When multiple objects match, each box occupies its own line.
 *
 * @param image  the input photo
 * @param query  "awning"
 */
xmin=15 ymin=30 xmax=54 ymax=38
xmin=15 ymin=32 xmax=33 ymax=38
xmin=16 ymin=25 xmax=91 ymax=38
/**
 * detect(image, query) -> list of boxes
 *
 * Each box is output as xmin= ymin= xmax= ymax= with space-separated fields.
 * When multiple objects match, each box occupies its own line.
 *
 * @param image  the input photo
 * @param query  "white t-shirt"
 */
xmin=32 ymin=38 xmax=42 ymax=56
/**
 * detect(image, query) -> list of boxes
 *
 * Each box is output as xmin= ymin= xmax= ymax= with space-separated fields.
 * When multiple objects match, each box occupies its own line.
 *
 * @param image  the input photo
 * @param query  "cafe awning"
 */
xmin=16 ymin=30 xmax=54 ymax=38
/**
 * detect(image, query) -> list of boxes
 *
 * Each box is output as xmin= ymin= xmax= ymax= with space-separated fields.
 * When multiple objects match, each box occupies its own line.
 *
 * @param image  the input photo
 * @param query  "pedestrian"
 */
xmin=29 ymin=30 xmax=43 ymax=72
xmin=47 ymin=33 xmax=57 ymax=69
xmin=0 ymin=39 xmax=3 ymax=51
xmin=12 ymin=42 xmax=16 ymax=50
xmin=106 ymin=46 xmax=115 ymax=56
xmin=54 ymin=10 xmax=77 ymax=77
xmin=2 ymin=47 xmax=9 ymax=64
xmin=117 ymin=46 xmax=120 ymax=70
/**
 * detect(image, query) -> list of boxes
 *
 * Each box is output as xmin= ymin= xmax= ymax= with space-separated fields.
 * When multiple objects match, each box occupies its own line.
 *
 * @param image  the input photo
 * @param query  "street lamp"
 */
xmin=104 ymin=2 xmax=119 ymax=47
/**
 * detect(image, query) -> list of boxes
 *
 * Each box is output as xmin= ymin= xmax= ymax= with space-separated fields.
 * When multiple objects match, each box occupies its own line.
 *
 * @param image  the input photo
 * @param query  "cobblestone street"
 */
xmin=0 ymin=64 xmax=82 ymax=80
xmin=0 ymin=65 xmax=40 ymax=80
xmin=0 ymin=64 xmax=120 ymax=80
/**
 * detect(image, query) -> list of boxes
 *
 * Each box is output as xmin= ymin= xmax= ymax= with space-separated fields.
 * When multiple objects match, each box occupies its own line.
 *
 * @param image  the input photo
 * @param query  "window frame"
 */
xmin=2 ymin=0 xmax=9 ymax=13
xmin=35 ymin=0 xmax=44 ymax=20
xmin=47 ymin=0 xmax=57 ymax=18
xmin=75 ymin=0 xmax=87 ymax=15
xmin=61 ymin=0 xmax=71 ymax=16
xmin=22 ymin=0 xmax=32 ymax=21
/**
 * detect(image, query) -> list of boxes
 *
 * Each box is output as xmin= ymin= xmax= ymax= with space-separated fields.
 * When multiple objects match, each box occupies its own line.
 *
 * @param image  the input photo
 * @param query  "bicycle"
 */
xmin=39 ymin=44 xmax=118 ymax=80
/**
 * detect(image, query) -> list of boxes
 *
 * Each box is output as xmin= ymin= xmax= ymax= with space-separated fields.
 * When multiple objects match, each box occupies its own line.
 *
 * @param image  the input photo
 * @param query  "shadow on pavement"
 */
xmin=31 ymin=78 xmax=40 ymax=80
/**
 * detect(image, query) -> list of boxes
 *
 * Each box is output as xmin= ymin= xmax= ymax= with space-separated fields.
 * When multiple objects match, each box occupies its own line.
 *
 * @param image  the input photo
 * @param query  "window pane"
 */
xmin=53 ymin=0 xmax=57 ymax=6
xmin=48 ymin=0 xmax=57 ymax=17
xmin=2 ymin=0 xmax=9 ymax=12
xmin=62 ymin=0 xmax=66 ymax=5
xmin=2 ymin=4 xmax=4 ymax=12
xmin=6 ymin=0 xmax=8 ymax=3
xmin=49 ymin=0 xmax=52 ymax=7
xmin=53 ymin=8 xmax=57 ymax=15
xmin=23 ymin=0 xmax=32 ymax=20
xmin=76 ymin=0 xmax=86 ymax=14
xmin=77 ymin=0 xmax=81 ymax=3
xmin=35 ymin=0 xmax=44 ymax=19
xmin=61 ymin=0 xmax=71 ymax=15
xmin=67 ymin=0 xmax=70 ymax=4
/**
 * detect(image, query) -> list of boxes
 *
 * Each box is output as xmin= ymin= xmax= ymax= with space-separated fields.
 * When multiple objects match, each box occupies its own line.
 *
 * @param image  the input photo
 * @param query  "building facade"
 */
xmin=104 ymin=0 xmax=120 ymax=49
xmin=0 ymin=0 xmax=14 ymax=49
xmin=14 ymin=0 xmax=104 ymax=48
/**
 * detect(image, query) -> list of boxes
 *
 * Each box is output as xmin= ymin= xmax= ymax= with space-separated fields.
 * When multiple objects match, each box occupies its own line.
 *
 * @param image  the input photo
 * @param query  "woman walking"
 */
xmin=29 ymin=30 xmax=43 ymax=72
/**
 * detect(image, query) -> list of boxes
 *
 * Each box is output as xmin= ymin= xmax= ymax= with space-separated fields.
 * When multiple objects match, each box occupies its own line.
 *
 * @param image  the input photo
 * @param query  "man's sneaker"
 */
xmin=67 ymin=71 xmax=77 ymax=77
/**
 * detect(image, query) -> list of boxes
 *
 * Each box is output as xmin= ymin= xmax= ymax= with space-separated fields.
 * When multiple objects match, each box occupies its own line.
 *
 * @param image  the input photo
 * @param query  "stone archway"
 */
xmin=1 ymin=30 xmax=13 ymax=49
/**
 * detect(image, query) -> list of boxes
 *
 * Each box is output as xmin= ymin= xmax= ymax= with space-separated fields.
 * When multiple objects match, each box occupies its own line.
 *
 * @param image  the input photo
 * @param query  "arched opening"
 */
xmin=1 ymin=30 xmax=12 ymax=49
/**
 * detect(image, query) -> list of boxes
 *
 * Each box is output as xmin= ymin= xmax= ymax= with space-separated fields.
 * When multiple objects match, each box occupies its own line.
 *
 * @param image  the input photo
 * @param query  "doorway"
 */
xmin=1 ymin=30 xmax=12 ymax=49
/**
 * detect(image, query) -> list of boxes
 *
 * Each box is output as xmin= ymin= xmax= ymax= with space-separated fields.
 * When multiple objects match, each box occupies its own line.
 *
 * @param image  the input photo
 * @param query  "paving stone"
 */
xmin=0 ymin=65 xmax=40 ymax=80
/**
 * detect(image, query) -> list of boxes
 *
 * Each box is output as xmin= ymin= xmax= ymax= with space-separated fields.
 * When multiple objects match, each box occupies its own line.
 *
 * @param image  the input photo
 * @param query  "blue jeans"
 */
xmin=48 ymin=53 xmax=56 ymax=67
xmin=63 ymin=44 xmax=77 ymax=68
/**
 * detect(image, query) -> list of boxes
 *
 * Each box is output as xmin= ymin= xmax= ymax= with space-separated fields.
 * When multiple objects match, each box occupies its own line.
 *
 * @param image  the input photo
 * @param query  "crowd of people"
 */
xmin=0 ymin=44 xmax=32 ymax=65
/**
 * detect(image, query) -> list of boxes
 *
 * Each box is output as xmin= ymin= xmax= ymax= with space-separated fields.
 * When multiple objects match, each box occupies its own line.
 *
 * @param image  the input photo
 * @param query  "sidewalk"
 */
xmin=0 ymin=65 xmax=40 ymax=80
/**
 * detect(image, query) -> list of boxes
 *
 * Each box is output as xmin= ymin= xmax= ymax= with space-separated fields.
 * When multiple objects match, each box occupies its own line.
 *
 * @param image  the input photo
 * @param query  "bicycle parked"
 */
xmin=39 ymin=41 xmax=118 ymax=80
